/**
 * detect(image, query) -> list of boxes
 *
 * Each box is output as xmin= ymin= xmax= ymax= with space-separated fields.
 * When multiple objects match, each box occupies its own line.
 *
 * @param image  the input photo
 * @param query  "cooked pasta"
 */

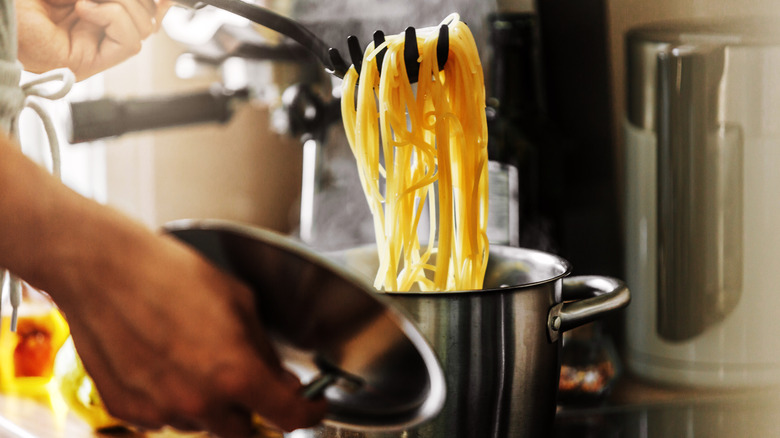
xmin=341 ymin=13 xmax=489 ymax=292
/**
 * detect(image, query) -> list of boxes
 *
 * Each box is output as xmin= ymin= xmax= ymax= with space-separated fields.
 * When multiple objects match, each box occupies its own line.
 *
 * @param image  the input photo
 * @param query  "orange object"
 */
xmin=0 ymin=282 xmax=70 ymax=396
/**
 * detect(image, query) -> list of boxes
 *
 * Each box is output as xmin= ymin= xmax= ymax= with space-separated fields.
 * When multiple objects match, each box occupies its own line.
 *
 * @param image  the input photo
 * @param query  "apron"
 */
xmin=0 ymin=0 xmax=22 ymax=133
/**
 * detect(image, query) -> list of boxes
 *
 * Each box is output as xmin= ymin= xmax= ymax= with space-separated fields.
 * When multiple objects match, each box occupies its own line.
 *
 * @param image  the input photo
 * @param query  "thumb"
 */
xmin=154 ymin=0 xmax=173 ymax=30
xmin=243 ymin=358 xmax=329 ymax=432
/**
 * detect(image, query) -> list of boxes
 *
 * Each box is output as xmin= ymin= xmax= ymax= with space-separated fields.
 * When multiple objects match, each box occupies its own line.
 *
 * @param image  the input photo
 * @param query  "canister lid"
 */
xmin=163 ymin=219 xmax=446 ymax=432
xmin=628 ymin=17 xmax=780 ymax=47
xmin=626 ymin=17 xmax=780 ymax=130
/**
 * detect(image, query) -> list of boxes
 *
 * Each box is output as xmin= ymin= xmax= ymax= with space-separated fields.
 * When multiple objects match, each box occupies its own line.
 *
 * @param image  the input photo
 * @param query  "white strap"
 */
xmin=2 ymin=65 xmax=75 ymax=331
xmin=16 ymin=68 xmax=75 ymax=178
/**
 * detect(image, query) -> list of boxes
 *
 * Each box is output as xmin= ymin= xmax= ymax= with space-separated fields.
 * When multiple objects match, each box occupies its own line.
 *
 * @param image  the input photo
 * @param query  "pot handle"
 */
xmin=546 ymin=276 xmax=630 ymax=343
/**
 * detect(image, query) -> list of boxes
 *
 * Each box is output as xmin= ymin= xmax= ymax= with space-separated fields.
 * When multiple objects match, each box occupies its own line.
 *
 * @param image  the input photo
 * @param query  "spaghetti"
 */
xmin=341 ymin=14 xmax=489 ymax=292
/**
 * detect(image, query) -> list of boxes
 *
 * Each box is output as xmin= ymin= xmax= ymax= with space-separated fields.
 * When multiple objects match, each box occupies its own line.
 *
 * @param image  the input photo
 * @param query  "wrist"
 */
xmin=0 ymin=138 xmax=158 ymax=311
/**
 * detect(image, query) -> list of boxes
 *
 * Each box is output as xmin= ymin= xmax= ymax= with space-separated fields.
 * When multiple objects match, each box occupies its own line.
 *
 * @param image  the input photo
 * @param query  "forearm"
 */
xmin=0 ymin=133 xmax=158 ymax=309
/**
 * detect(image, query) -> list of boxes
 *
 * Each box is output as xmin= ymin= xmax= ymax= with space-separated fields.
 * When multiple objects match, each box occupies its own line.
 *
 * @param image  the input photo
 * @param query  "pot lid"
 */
xmin=163 ymin=219 xmax=446 ymax=432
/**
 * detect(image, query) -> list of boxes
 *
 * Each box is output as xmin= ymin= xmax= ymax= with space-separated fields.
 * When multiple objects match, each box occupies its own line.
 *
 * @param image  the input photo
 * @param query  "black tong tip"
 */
xmin=403 ymin=27 xmax=420 ymax=83
xmin=347 ymin=35 xmax=363 ymax=75
xmin=373 ymin=30 xmax=387 ymax=73
xmin=328 ymin=48 xmax=349 ymax=79
xmin=342 ymin=24 xmax=449 ymax=83
xmin=437 ymin=24 xmax=449 ymax=72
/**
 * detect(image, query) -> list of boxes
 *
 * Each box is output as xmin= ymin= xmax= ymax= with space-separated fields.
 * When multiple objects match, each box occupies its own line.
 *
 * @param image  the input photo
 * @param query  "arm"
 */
xmin=0 ymin=136 xmax=326 ymax=434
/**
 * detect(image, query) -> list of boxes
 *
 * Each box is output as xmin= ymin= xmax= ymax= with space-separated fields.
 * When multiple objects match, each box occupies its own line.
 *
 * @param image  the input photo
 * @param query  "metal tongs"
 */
xmin=176 ymin=0 xmax=449 ymax=82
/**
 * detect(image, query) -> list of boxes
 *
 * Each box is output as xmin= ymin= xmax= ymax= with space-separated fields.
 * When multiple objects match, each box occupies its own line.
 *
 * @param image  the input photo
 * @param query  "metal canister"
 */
xmin=624 ymin=17 xmax=780 ymax=387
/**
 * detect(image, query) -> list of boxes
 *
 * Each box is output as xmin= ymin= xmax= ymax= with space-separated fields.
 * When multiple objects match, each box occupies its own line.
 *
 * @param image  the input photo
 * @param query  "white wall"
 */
xmin=100 ymin=33 xmax=303 ymax=233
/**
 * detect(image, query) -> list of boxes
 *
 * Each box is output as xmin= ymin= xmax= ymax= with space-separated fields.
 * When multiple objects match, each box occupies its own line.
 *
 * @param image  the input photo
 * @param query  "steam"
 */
xmin=289 ymin=0 xmax=498 ymax=65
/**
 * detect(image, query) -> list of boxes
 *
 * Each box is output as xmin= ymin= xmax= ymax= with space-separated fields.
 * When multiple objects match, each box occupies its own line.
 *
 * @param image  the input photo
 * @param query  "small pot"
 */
xmin=315 ymin=245 xmax=629 ymax=438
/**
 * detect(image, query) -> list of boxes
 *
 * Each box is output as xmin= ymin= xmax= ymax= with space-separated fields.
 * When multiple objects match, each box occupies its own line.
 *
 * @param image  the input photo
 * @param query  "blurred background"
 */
xmin=55 ymin=0 xmax=776 ymax=272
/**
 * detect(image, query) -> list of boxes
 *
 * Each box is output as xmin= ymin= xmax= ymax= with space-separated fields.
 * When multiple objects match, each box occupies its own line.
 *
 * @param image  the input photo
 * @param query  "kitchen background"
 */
xmin=35 ymin=0 xmax=777 ymax=340
xmin=49 ymin=0 xmax=772 ymax=268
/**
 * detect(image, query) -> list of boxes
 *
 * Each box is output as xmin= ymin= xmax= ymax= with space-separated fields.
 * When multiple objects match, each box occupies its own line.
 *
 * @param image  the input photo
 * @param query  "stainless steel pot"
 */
xmin=308 ymin=246 xmax=629 ymax=438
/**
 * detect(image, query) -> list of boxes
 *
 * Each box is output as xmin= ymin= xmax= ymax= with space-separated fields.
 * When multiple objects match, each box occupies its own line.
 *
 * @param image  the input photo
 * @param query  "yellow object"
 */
xmin=341 ymin=14 xmax=490 ymax=292
xmin=0 ymin=282 xmax=119 ymax=430
xmin=52 ymin=336 xmax=121 ymax=430
xmin=0 ymin=286 xmax=70 ymax=398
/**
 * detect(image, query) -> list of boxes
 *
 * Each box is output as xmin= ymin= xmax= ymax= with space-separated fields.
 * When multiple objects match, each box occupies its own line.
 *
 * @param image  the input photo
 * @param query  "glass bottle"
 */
xmin=0 ymin=281 xmax=70 ymax=398
xmin=486 ymin=12 xmax=565 ymax=252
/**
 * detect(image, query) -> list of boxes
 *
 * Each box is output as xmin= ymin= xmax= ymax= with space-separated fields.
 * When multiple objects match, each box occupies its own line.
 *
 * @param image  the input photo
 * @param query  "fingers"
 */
xmin=164 ymin=355 xmax=326 ymax=435
xmin=218 ymin=281 xmax=329 ymax=431
xmin=75 ymin=1 xmax=141 ymax=46
xmin=212 ymin=299 xmax=329 ymax=432
xmin=91 ymin=0 xmax=157 ymax=38
xmin=235 ymin=357 xmax=329 ymax=432
xmin=154 ymin=0 xmax=173 ymax=31
xmin=70 ymin=0 xmax=161 ymax=78
xmin=204 ymin=407 xmax=256 ymax=438
xmin=72 ymin=0 xmax=145 ymax=78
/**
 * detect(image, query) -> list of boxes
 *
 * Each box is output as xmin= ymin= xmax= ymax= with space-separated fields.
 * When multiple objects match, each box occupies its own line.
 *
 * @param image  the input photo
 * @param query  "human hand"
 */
xmin=15 ymin=0 xmax=170 ymax=80
xmin=53 ymin=230 xmax=328 ymax=436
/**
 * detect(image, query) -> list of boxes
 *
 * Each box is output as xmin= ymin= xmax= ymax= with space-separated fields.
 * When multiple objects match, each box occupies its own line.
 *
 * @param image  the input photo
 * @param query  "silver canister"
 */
xmin=309 ymin=245 xmax=629 ymax=438
xmin=624 ymin=18 xmax=780 ymax=386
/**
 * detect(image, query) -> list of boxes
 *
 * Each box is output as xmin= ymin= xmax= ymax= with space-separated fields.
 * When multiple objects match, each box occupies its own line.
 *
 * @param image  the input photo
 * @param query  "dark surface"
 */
xmin=553 ymin=375 xmax=780 ymax=437
xmin=536 ymin=0 xmax=621 ymax=280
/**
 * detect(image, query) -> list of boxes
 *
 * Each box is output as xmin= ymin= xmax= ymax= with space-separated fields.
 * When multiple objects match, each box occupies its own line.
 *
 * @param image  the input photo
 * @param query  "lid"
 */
xmin=163 ymin=219 xmax=446 ymax=432
xmin=626 ymin=17 xmax=780 ymax=130
xmin=628 ymin=17 xmax=780 ymax=47
xmin=333 ymin=244 xmax=571 ymax=295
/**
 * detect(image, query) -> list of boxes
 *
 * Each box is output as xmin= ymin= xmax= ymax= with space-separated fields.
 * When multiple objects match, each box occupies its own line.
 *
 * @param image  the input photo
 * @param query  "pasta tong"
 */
xmin=176 ymin=0 xmax=349 ymax=76
xmin=345 ymin=25 xmax=449 ymax=83
xmin=175 ymin=0 xmax=449 ymax=82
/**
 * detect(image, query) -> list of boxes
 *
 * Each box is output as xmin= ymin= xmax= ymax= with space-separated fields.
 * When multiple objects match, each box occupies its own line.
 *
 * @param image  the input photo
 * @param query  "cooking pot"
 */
xmin=164 ymin=220 xmax=629 ymax=437
xmin=317 ymin=246 xmax=629 ymax=438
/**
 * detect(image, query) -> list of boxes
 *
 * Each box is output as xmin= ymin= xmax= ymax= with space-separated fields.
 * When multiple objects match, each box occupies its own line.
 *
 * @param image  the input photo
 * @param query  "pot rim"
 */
xmin=339 ymin=244 xmax=574 ymax=296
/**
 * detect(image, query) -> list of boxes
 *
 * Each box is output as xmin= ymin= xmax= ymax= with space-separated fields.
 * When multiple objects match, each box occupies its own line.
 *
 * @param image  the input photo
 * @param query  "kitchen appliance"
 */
xmin=164 ymin=219 xmax=630 ymax=437
xmin=624 ymin=17 xmax=780 ymax=387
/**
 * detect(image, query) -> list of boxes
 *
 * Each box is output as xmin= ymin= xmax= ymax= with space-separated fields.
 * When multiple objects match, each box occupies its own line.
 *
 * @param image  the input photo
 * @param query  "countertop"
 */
xmin=553 ymin=373 xmax=780 ymax=437
xmin=0 ymin=393 xmax=208 ymax=438
xmin=1 ymin=374 xmax=779 ymax=437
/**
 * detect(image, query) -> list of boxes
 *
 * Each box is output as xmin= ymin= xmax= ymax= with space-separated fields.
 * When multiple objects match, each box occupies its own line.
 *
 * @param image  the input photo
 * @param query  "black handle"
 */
xmin=175 ymin=0 xmax=347 ymax=77
xmin=68 ymin=86 xmax=249 ymax=143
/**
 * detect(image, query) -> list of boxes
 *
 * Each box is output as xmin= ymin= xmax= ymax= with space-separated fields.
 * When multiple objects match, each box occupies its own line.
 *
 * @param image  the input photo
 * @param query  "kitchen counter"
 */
xmin=0 ymin=392 xmax=207 ymax=438
xmin=553 ymin=373 xmax=780 ymax=437
xmin=2 ymin=374 xmax=779 ymax=437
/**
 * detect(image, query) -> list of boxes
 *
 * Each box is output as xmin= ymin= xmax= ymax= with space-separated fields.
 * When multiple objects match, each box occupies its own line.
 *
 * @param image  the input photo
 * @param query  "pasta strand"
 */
xmin=342 ymin=14 xmax=489 ymax=292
